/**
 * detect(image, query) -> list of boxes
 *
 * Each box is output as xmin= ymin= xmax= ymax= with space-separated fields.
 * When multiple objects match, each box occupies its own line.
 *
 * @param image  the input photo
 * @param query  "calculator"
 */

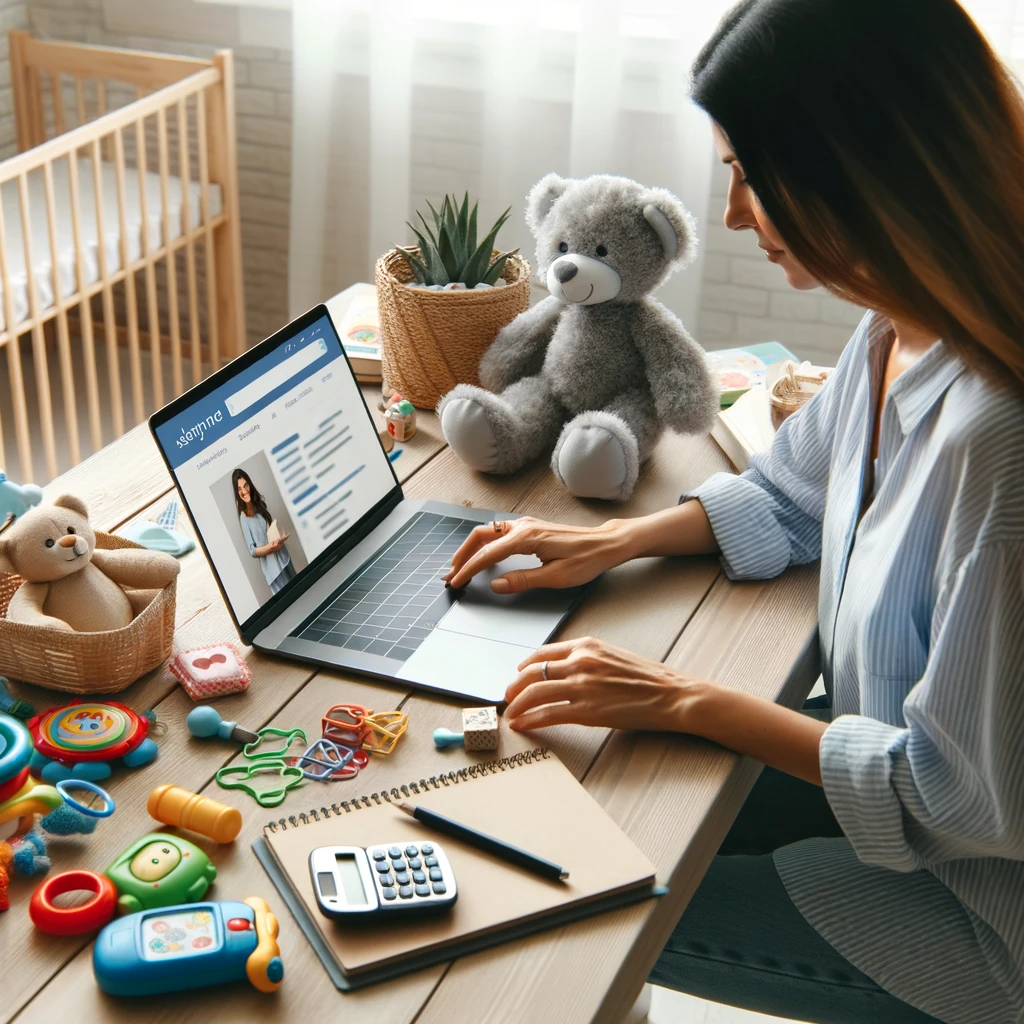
xmin=309 ymin=842 xmax=458 ymax=919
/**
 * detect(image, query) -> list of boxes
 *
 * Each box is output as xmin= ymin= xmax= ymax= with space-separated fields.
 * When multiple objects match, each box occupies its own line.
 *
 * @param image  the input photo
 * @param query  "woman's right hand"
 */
xmin=443 ymin=517 xmax=632 ymax=593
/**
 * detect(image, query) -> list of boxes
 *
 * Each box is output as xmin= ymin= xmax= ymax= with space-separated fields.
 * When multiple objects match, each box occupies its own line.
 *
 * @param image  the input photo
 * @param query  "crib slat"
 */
xmin=0 ymin=198 xmax=34 ymax=479
xmin=196 ymin=89 xmax=219 ymax=372
xmin=17 ymin=173 xmax=58 ymax=480
xmin=42 ymin=159 xmax=80 ymax=466
xmin=74 ymin=76 xmax=86 ymax=128
xmin=177 ymin=97 xmax=202 ymax=387
xmin=49 ymin=71 xmax=64 ymax=138
xmin=157 ymin=106 xmax=183 ymax=396
xmin=66 ymin=149 xmax=103 ymax=452
xmin=136 ymin=113 xmax=164 ymax=408
xmin=91 ymin=137 xmax=124 ymax=440
xmin=112 ymin=126 xmax=145 ymax=424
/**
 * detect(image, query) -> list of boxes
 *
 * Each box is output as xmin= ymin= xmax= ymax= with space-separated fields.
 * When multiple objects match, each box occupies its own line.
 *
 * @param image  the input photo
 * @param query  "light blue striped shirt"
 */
xmin=690 ymin=312 xmax=1024 ymax=1024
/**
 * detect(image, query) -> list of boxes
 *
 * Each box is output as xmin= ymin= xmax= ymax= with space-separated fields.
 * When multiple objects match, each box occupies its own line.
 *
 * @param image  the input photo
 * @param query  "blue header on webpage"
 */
xmin=154 ymin=314 xmax=342 ymax=469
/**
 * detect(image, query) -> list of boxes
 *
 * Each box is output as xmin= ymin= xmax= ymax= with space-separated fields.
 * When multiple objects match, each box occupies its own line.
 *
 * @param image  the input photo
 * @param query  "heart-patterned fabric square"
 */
xmin=169 ymin=643 xmax=252 ymax=701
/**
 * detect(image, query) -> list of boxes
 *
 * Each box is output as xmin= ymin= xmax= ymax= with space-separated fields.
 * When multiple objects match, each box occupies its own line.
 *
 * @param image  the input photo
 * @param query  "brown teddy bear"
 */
xmin=0 ymin=495 xmax=180 ymax=632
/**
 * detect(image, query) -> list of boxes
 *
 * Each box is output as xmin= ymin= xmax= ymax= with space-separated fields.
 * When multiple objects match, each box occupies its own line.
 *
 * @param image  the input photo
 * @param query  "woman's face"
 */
xmin=236 ymin=476 xmax=251 ymax=504
xmin=712 ymin=123 xmax=819 ymax=291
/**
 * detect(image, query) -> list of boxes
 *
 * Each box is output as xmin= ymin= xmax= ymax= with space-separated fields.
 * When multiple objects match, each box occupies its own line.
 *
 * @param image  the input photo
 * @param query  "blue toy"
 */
xmin=93 ymin=897 xmax=284 ymax=996
xmin=187 ymin=705 xmax=259 ymax=745
xmin=0 ymin=470 xmax=42 ymax=524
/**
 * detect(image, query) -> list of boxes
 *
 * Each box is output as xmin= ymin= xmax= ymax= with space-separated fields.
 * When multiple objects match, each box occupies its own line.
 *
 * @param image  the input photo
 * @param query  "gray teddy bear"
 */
xmin=437 ymin=173 xmax=718 ymax=501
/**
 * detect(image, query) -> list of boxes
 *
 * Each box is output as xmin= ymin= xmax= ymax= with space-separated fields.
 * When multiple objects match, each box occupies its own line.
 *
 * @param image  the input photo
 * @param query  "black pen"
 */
xmin=396 ymin=801 xmax=569 ymax=882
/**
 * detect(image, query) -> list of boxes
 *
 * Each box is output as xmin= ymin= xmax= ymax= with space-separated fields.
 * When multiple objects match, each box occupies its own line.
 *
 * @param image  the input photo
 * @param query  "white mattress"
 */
xmin=0 ymin=157 xmax=223 ymax=331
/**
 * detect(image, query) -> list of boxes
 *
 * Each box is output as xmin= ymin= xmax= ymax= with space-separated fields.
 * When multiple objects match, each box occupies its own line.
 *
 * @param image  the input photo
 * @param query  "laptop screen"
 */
xmin=152 ymin=311 xmax=397 ymax=628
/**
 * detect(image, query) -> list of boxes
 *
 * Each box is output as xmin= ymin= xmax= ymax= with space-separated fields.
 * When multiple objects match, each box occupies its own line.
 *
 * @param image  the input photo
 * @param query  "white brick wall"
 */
xmin=0 ymin=1 xmax=29 ymax=159
xmin=697 ymin=158 xmax=865 ymax=365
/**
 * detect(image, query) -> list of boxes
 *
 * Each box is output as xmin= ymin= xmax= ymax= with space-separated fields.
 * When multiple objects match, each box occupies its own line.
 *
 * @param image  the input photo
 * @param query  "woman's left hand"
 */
xmin=504 ymin=636 xmax=705 ymax=732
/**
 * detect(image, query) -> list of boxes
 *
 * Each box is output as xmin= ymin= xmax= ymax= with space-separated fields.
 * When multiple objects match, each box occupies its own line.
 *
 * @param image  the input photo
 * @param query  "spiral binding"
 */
xmin=264 ymin=747 xmax=549 ymax=832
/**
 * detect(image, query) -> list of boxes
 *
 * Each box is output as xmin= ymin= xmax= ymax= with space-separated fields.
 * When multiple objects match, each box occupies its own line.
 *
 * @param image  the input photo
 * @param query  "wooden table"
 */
xmin=3 ymin=389 xmax=819 ymax=1024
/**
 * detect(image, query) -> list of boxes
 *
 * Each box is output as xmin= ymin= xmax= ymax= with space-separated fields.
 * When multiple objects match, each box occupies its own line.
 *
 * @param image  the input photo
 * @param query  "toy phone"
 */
xmin=310 ymin=842 xmax=458 ymax=918
xmin=92 ymin=897 xmax=283 ymax=996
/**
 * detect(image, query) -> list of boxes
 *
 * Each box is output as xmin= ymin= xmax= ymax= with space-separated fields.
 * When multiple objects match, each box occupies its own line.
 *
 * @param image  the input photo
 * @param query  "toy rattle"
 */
xmin=148 ymin=784 xmax=242 ymax=844
xmin=30 ymin=831 xmax=217 ymax=934
xmin=27 ymin=700 xmax=158 ymax=782
xmin=187 ymin=705 xmax=260 ymax=745
xmin=93 ymin=897 xmax=284 ymax=996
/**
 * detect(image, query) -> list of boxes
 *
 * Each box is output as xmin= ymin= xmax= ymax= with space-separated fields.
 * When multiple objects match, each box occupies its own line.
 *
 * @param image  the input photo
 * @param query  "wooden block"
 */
xmin=462 ymin=705 xmax=498 ymax=751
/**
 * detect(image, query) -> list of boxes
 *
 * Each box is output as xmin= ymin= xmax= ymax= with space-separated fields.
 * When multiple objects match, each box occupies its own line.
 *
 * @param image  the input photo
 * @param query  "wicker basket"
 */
xmin=0 ymin=532 xmax=177 ymax=694
xmin=769 ymin=367 xmax=831 ymax=430
xmin=375 ymin=248 xmax=531 ymax=409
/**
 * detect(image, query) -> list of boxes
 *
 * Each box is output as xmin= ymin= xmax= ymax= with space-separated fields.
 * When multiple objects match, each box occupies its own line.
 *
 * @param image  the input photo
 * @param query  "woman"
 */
xmin=232 ymin=468 xmax=294 ymax=596
xmin=443 ymin=2 xmax=1024 ymax=1022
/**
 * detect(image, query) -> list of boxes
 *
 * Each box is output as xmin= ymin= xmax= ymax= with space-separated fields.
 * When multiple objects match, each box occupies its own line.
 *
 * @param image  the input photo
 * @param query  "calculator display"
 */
xmin=335 ymin=853 xmax=368 ymax=905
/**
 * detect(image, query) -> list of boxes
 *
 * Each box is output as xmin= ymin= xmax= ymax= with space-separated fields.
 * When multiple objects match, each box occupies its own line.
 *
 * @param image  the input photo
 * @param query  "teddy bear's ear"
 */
xmin=52 ymin=494 xmax=88 ymax=518
xmin=642 ymin=189 xmax=697 ymax=270
xmin=526 ymin=173 xmax=573 ymax=234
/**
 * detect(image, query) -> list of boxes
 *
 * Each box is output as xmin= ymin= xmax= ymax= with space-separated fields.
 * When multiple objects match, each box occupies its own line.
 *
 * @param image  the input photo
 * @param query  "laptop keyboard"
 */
xmin=292 ymin=512 xmax=477 ymax=662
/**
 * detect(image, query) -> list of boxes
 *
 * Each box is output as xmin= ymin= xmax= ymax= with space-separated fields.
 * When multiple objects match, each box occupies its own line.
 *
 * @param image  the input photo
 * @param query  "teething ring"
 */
xmin=29 ymin=869 xmax=117 ymax=935
xmin=55 ymin=779 xmax=116 ymax=818
xmin=0 ymin=715 xmax=31 ymax=784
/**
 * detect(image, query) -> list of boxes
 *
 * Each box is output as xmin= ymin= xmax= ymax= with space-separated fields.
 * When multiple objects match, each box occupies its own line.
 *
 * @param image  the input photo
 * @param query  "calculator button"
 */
xmin=408 ymin=857 xmax=422 ymax=870
xmin=415 ymin=884 xmax=430 ymax=897
xmin=388 ymin=846 xmax=402 ymax=858
xmin=432 ymin=882 xmax=447 ymax=895
xmin=379 ymin=873 xmax=394 ymax=887
xmin=425 ymin=856 xmax=438 ymax=868
xmin=372 ymin=848 xmax=387 ymax=861
xmin=405 ymin=845 xmax=418 ymax=857
xmin=429 ymin=867 xmax=443 ymax=882
xmin=412 ymin=870 xmax=426 ymax=884
xmin=395 ymin=871 xmax=410 ymax=886
xmin=421 ymin=843 xmax=434 ymax=855
xmin=375 ymin=861 xmax=391 ymax=873
xmin=399 ymin=885 xmax=413 ymax=899
xmin=382 ymin=887 xmax=397 ymax=900
xmin=390 ymin=854 xmax=405 ymax=867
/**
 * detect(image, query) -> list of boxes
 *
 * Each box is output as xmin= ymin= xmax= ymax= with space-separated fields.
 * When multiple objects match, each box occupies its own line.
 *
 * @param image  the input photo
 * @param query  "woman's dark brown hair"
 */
xmin=232 ymin=468 xmax=271 ymax=525
xmin=693 ymin=0 xmax=1024 ymax=386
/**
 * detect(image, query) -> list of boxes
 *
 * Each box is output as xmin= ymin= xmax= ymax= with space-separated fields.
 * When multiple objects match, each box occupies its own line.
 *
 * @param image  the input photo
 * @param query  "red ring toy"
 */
xmin=0 ymin=765 xmax=29 ymax=804
xmin=29 ymin=869 xmax=117 ymax=935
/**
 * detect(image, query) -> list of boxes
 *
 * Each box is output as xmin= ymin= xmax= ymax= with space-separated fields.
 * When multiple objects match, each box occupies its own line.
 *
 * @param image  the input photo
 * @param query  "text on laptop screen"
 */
xmin=153 ymin=314 xmax=396 ymax=625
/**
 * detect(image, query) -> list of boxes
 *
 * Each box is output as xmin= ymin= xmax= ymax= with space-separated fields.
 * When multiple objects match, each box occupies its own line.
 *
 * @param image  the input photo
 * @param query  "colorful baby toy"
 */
xmin=1 ymin=712 xmax=94 ymax=911
xmin=0 ymin=469 xmax=42 ymax=524
xmin=27 ymin=699 xmax=158 ymax=782
xmin=93 ymin=897 xmax=283 ymax=996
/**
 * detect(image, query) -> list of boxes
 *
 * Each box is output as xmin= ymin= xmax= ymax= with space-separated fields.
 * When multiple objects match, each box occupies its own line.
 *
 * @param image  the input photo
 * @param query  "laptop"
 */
xmin=149 ymin=303 xmax=585 ymax=704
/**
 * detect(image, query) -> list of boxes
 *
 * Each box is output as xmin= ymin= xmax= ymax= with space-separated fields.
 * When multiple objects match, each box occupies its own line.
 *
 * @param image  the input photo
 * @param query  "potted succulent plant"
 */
xmin=375 ymin=193 xmax=531 ymax=409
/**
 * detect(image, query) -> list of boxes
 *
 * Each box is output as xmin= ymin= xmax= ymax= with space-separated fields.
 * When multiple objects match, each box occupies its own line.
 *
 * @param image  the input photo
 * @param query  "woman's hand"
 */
xmin=272 ymin=533 xmax=290 ymax=551
xmin=443 ymin=517 xmax=632 ymax=593
xmin=504 ymin=635 xmax=704 ymax=731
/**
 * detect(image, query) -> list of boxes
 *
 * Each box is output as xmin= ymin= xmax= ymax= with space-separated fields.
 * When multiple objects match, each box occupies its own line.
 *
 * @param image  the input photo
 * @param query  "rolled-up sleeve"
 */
xmin=684 ymin=333 xmax=858 ymax=580
xmin=821 ymin=540 xmax=1024 ymax=872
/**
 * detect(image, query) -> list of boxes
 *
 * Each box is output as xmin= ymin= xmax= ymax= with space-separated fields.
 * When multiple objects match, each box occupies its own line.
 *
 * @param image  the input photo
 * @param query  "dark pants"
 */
xmin=649 ymin=697 xmax=946 ymax=1024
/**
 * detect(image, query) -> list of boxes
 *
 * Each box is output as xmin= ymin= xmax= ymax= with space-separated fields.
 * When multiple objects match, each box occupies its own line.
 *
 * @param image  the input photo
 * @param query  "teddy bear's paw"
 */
xmin=553 ymin=411 xmax=640 ymax=501
xmin=438 ymin=386 xmax=516 ymax=473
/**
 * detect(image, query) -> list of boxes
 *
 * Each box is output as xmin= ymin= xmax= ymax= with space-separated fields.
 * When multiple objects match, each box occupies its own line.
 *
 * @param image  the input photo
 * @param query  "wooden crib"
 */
xmin=0 ymin=32 xmax=245 ymax=482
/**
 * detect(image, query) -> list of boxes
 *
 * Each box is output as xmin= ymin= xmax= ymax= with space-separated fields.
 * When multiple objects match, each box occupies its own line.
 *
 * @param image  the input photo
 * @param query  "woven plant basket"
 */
xmin=0 ymin=532 xmax=177 ymax=694
xmin=375 ymin=248 xmax=531 ymax=409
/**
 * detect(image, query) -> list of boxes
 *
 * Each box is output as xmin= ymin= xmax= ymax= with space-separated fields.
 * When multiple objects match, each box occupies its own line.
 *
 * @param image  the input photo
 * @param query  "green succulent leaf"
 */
xmin=395 ymin=245 xmax=430 ymax=284
xmin=415 ymin=211 xmax=438 ymax=248
xmin=460 ymin=206 xmax=512 ymax=288
xmin=482 ymin=247 xmax=519 ymax=286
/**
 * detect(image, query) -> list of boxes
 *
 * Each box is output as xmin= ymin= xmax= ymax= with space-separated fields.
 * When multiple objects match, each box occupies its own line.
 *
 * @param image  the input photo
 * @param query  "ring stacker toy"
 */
xmin=30 ymin=869 xmax=118 ymax=935
xmin=323 ymin=703 xmax=409 ymax=757
xmin=93 ymin=897 xmax=283 ymax=995
xmin=55 ymin=779 xmax=115 ymax=818
xmin=215 ymin=760 xmax=305 ymax=808
xmin=27 ymin=700 xmax=158 ymax=782
xmin=148 ymin=784 xmax=242 ymax=844
xmin=186 ymin=705 xmax=259 ymax=745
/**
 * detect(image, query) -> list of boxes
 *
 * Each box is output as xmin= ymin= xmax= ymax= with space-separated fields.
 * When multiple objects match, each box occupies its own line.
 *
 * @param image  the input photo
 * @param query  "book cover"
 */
xmin=336 ymin=283 xmax=382 ymax=381
xmin=706 ymin=341 xmax=798 ymax=407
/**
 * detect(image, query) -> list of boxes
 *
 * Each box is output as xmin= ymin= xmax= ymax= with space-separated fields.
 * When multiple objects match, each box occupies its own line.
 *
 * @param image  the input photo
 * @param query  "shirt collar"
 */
xmin=865 ymin=313 xmax=966 ymax=436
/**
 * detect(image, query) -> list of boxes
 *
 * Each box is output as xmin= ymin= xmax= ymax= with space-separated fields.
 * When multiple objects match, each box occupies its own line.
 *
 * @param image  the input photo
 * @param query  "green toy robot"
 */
xmin=105 ymin=833 xmax=217 ymax=915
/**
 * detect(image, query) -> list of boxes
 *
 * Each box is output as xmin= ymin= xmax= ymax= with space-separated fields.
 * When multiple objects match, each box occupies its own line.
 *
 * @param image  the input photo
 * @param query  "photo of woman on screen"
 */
xmin=232 ymin=468 xmax=295 ymax=596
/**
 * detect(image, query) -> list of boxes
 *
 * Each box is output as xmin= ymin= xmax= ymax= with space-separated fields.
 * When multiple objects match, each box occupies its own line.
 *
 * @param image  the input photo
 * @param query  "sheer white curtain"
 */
xmin=287 ymin=0 xmax=733 ymax=326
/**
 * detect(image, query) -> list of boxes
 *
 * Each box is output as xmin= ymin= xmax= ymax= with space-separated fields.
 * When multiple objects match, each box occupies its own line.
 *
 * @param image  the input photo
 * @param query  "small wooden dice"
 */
xmin=461 ymin=706 xmax=498 ymax=751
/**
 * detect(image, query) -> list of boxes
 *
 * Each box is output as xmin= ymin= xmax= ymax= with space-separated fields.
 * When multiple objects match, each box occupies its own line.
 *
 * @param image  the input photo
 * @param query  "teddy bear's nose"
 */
xmin=57 ymin=534 xmax=76 ymax=548
xmin=554 ymin=260 xmax=578 ymax=283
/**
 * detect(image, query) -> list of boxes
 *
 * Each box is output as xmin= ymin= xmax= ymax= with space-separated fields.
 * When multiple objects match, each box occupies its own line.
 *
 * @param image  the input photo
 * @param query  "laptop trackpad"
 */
xmin=401 ymin=632 xmax=532 ymax=704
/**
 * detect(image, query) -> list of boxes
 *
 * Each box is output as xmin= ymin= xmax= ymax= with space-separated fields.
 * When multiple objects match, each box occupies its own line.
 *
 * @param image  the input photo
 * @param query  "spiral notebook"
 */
xmin=253 ymin=749 xmax=661 ymax=990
